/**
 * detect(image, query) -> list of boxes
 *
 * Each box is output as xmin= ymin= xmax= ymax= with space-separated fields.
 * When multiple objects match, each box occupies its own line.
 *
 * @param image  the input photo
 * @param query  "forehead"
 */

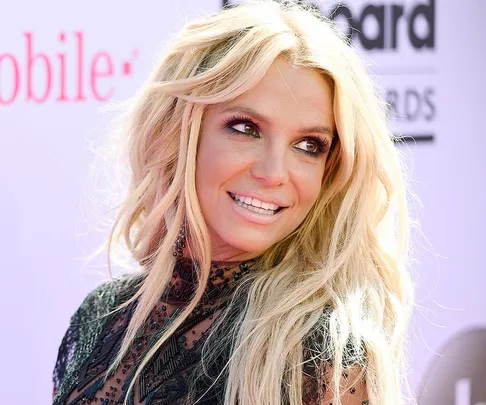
xmin=212 ymin=58 xmax=335 ymax=131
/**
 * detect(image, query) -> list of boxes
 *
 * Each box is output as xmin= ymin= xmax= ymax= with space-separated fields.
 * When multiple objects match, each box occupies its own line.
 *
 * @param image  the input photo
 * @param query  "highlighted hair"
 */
xmin=100 ymin=1 xmax=415 ymax=404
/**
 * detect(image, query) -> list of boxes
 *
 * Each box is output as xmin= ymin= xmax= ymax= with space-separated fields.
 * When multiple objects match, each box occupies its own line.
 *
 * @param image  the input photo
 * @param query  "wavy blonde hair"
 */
xmin=100 ymin=1 xmax=415 ymax=404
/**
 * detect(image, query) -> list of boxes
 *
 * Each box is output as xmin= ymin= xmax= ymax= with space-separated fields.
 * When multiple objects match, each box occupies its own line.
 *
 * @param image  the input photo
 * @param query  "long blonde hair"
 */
xmin=100 ymin=1 xmax=415 ymax=404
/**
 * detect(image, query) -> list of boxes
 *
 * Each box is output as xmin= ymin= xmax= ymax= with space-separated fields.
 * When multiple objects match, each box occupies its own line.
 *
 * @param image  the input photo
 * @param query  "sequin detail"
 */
xmin=53 ymin=257 xmax=368 ymax=405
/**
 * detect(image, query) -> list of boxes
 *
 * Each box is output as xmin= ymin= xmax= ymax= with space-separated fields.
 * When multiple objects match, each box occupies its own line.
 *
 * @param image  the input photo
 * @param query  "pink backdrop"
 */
xmin=1 ymin=1 xmax=485 ymax=404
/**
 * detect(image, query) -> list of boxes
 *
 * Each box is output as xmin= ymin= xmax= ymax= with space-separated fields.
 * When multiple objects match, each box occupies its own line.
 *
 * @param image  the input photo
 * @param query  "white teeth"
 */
xmin=232 ymin=193 xmax=280 ymax=211
xmin=231 ymin=193 xmax=281 ymax=215
xmin=236 ymin=200 xmax=274 ymax=215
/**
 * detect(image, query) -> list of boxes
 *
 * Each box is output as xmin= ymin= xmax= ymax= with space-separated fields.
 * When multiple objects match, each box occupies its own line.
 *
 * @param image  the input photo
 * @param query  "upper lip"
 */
xmin=228 ymin=191 xmax=290 ymax=208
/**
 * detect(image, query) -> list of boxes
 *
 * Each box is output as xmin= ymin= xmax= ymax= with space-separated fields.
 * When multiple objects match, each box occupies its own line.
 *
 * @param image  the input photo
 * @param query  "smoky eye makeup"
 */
xmin=294 ymin=137 xmax=332 ymax=156
xmin=222 ymin=115 xmax=261 ymax=137
xmin=221 ymin=114 xmax=332 ymax=157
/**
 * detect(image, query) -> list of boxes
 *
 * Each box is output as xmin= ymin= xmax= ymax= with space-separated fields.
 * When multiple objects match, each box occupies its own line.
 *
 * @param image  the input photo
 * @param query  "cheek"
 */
xmin=301 ymin=180 xmax=322 ymax=211
xmin=196 ymin=136 xmax=242 ymax=203
xmin=197 ymin=149 xmax=233 ymax=189
xmin=197 ymin=131 xmax=250 ymax=184
xmin=197 ymin=135 xmax=222 ymax=186
xmin=294 ymin=164 xmax=326 ymax=211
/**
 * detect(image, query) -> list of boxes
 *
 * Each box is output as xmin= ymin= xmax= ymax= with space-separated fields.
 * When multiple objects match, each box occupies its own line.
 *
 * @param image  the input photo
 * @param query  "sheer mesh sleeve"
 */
xmin=302 ymin=310 xmax=369 ymax=405
xmin=319 ymin=363 xmax=368 ymax=405
xmin=52 ymin=281 xmax=118 ymax=403
xmin=302 ymin=353 xmax=369 ymax=405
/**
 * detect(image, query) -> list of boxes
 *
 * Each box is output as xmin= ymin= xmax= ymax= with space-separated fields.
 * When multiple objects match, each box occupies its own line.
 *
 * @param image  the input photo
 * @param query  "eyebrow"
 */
xmin=220 ymin=105 xmax=335 ymax=138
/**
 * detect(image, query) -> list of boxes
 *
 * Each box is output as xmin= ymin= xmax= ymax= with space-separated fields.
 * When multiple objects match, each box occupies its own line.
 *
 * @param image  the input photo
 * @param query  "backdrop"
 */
xmin=1 ymin=1 xmax=485 ymax=404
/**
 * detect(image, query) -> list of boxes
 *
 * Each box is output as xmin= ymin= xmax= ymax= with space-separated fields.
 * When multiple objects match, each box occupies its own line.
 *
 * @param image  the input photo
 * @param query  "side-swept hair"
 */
xmin=100 ymin=1 xmax=415 ymax=404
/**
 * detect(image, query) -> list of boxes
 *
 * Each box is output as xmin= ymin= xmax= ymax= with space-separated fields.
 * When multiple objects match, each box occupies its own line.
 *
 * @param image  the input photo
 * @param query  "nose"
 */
xmin=250 ymin=141 xmax=289 ymax=187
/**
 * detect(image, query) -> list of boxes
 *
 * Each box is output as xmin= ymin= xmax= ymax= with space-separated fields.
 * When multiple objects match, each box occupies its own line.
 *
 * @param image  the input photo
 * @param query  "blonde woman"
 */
xmin=52 ymin=1 xmax=415 ymax=404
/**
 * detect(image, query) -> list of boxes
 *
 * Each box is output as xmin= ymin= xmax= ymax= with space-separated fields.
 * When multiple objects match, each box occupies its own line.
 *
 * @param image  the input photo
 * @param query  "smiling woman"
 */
xmin=196 ymin=59 xmax=335 ymax=256
xmin=52 ymin=1 xmax=415 ymax=405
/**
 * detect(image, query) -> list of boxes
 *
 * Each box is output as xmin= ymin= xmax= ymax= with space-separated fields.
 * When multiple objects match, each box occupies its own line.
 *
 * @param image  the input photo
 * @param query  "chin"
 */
xmin=232 ymin=241 xmax=270 ymax=255
xmin=219 ymin=232 xmax=280 ymax=256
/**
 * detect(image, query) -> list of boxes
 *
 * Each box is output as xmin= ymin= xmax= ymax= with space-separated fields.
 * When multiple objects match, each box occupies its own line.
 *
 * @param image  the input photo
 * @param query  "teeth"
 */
xmin=231 ymin=193 xmax=282 ymax=214
xmin=236 ymin=200 xmax=274 ymax=215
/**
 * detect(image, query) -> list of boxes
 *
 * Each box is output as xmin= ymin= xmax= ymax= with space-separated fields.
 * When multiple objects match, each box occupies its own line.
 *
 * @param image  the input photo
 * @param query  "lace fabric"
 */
xmin=53 ymin=257 xmax=368 ymax=405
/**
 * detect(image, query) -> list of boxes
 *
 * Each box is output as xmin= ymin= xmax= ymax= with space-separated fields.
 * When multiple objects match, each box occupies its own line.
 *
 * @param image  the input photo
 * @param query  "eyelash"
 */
xmin=222 ymin=115 xmax=332 ymax=157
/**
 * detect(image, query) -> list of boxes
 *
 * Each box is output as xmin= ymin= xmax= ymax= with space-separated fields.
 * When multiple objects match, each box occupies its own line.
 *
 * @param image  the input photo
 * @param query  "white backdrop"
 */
xmin=1 ymin=1 xmax=485 ymax=404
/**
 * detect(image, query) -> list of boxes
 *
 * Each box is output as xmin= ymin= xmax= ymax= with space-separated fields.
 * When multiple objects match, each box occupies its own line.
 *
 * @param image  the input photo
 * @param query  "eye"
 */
xmin=292 ymin=137 xmax=331 ymax=157
xmin=231 ymin=122 xmax=259 ymax=136
xmin=224 ymin=116 xmax=261 ymax=137
xmin=294 ymin=139 xmax=320 ymax=154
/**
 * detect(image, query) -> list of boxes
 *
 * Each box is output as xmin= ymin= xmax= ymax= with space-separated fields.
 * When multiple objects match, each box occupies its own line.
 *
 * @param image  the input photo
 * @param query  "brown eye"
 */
xmin=294 ymin=139 xmax=318 ymax=153
xmin=232 ymin=122 xmax=259 ymax=136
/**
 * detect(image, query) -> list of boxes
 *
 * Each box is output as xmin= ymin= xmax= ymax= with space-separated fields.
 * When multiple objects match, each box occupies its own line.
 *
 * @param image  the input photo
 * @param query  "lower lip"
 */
xmin=228 ymin=193 xmax=284 ymax=225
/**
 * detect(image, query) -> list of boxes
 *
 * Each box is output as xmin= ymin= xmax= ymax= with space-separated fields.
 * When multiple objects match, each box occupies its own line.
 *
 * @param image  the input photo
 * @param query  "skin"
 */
xmin=195 ymin=57 xmax=335 ymax=261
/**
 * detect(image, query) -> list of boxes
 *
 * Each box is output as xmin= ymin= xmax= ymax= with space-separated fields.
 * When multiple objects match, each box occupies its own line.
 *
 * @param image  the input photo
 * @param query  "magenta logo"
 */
xmin=0 ymin=31 xmax=139 ymax=105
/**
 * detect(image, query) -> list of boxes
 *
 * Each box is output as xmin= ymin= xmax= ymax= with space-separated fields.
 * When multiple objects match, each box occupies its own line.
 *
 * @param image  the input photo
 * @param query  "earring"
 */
xmin=173 ymin=219 xmax=187 ymax=257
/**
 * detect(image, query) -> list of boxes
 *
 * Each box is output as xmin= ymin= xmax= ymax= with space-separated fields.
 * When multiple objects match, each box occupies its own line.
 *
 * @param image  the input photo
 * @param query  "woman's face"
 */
xmin=196 ymin=57 xmax=335 ymax=261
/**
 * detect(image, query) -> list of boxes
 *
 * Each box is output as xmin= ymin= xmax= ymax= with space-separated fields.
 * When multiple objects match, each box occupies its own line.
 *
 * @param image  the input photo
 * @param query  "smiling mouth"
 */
xmin=228 ymin=192 xmax=285 ymax=215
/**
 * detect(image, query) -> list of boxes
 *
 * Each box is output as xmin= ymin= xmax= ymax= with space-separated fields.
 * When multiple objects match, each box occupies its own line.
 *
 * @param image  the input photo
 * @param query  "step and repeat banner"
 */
xmin=1 ymin=1 xmax=485 ymax=404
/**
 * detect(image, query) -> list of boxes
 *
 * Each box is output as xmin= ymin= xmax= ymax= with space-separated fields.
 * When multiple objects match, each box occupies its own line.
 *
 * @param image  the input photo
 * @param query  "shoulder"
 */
xmin=76 ymin=280 xmax=116 ymax=317
xmin=52 ymin=274 xmax=142 ymax=402
xmin=71 ymin=273 xmax=142 ymax=322
xmin=305 ymin=307 xmax=367 ymax=368
xmin=303 ymin=309 xmax=369 ymax=404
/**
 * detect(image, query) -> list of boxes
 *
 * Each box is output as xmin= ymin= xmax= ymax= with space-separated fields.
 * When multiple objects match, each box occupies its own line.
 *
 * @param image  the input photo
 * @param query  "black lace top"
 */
xmin=52 ymin=257 xmax=368 ymax=405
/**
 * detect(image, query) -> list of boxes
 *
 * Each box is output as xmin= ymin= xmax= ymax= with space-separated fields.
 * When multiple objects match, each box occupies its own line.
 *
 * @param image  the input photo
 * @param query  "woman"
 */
xmin=53 ymin=1 xmax=415 ymax=404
